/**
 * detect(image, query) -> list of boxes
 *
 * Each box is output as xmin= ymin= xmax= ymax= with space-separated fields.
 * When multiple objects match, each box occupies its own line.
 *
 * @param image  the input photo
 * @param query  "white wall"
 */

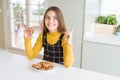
xmin=47 ymin=0 xmax=85 ymax=67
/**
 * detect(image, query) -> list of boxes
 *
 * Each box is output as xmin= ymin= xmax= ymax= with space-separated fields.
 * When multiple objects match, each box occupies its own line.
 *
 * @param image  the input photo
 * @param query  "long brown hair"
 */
xmin=43 ymin=6 xmax=67 ymax=33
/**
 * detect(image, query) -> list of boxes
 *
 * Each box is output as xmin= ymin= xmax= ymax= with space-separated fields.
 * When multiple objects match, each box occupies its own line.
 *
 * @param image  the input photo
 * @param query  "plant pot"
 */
xmin=95 ymin=23 xmax=116 ymax=35
xmin=114 ymin=32 xmax=120 ymax=36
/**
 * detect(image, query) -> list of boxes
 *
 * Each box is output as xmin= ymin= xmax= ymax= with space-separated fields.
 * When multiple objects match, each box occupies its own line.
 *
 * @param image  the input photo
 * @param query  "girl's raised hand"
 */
xmin=39 ymin=21 xmax=44 ymax=31
xmin=64 ymin=27 xmax=74 ymax=45
xmin=24 ymin=27 xmax=35 ymax=38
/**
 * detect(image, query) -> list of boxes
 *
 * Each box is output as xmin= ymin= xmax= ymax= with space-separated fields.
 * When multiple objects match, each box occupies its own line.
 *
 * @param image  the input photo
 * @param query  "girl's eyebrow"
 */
xmin=45 ymin=16 xmax=57 ymax=19
xmin=45 ymin=15 xmax=49 ymax=17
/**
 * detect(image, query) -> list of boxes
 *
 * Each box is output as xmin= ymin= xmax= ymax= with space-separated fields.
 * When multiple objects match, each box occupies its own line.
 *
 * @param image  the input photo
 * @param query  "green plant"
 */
xmin=13 ymin=3 xmax=23 ymax=13
xmin=12 ymin=3 xmax=24 ymax=34
xmin=106 ymin=14 xmax=118 ymax=25
xmin=95 ymin=14 xmax=118 ymax=25
xmin=115 ymin=25 xmax=120 ymax=32
xmin=95 ymin=16 xmax=107 ymax=24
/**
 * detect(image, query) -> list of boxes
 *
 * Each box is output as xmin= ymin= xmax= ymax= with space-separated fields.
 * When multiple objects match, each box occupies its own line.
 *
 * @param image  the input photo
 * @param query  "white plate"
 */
xmin=31 ymin=61 xmax=55 ymax=72
xmin=31 ymin=66 xmax=55 ymax=72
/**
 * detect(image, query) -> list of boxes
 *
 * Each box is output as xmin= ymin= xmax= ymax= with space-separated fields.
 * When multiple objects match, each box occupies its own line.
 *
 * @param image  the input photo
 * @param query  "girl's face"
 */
xmin=45 ymin=10 xmax=58 ymax=32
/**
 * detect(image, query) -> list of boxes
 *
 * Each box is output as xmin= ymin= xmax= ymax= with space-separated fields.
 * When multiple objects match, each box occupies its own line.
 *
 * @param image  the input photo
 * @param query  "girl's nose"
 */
xmin=49 ymin=18 xmax=53 ymax=23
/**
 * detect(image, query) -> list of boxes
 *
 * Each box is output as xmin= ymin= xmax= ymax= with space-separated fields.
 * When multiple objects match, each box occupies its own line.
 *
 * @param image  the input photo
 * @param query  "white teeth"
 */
xmin=48 ymin=24 xmax=54 ymax=27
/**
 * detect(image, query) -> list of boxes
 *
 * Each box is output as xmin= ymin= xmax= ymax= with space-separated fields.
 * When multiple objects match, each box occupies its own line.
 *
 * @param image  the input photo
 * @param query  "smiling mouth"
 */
xmin=48 ymin=24 xmax=55 ymax=26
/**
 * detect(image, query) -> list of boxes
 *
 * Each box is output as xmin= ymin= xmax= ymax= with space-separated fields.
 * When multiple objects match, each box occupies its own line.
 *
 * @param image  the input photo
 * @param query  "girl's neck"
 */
xmin=49 ymin=29 xmax=58 ymax=33
xmin=49 ymin=30 xmax=58 ymax=33
xmin=48 ymin=31 xmax=60 ymax=35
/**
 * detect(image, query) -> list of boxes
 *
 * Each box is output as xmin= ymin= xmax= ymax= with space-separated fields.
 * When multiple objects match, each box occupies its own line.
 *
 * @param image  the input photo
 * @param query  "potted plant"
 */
xmin=95 ymin=14 xmax=118 ymax=35
xmin=115 ymin=24 xmax=120 ymax=36
xmin=95 ymin=16 xmax=107 ymax=24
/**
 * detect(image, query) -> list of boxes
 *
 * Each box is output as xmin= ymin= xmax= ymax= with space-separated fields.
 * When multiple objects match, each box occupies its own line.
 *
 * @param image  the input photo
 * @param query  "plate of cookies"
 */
xmin=32 ymin=61 xmax=54 ymax=71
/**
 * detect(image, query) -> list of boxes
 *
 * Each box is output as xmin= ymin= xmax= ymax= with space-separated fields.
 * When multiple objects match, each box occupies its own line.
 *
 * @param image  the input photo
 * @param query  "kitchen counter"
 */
xmin=0 ymin=50 xmax=120 ymax=80
xmin=84 ymin=32 xmax=120 ymax=46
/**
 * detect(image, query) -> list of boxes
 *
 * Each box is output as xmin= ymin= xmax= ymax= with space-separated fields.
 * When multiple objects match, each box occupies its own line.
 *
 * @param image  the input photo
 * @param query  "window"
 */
xmin=6 ymin=0 xmax=47 ymax=49
xmin=84 ymin=0 xmax=120 ymax=46
xmin=101 ymin=0 xmax=120 ymax=22
xmin=84 ymin=0 xmax=120 ymax=33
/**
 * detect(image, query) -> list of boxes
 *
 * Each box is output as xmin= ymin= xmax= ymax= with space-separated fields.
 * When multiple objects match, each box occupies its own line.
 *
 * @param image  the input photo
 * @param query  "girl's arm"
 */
xmin=62 ymin=37 xmax=74 ymax=67
xmin=24 ymin=33 xmax=43 ymax=60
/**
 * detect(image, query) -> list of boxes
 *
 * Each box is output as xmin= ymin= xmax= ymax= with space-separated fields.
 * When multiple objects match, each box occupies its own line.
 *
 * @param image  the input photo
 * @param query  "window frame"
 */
xmin=3 ymin=0 xmax=47 ymax=54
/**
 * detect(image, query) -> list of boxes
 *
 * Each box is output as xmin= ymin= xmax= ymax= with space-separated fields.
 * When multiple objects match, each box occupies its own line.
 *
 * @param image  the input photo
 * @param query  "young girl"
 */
xmin=24 ymin=6 xmax=74 ymax=67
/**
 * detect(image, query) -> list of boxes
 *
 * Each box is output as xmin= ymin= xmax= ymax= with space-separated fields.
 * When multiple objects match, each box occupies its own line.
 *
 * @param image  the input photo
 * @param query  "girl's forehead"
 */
xmin=46 ymin=10 xmax=56 ymax=16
